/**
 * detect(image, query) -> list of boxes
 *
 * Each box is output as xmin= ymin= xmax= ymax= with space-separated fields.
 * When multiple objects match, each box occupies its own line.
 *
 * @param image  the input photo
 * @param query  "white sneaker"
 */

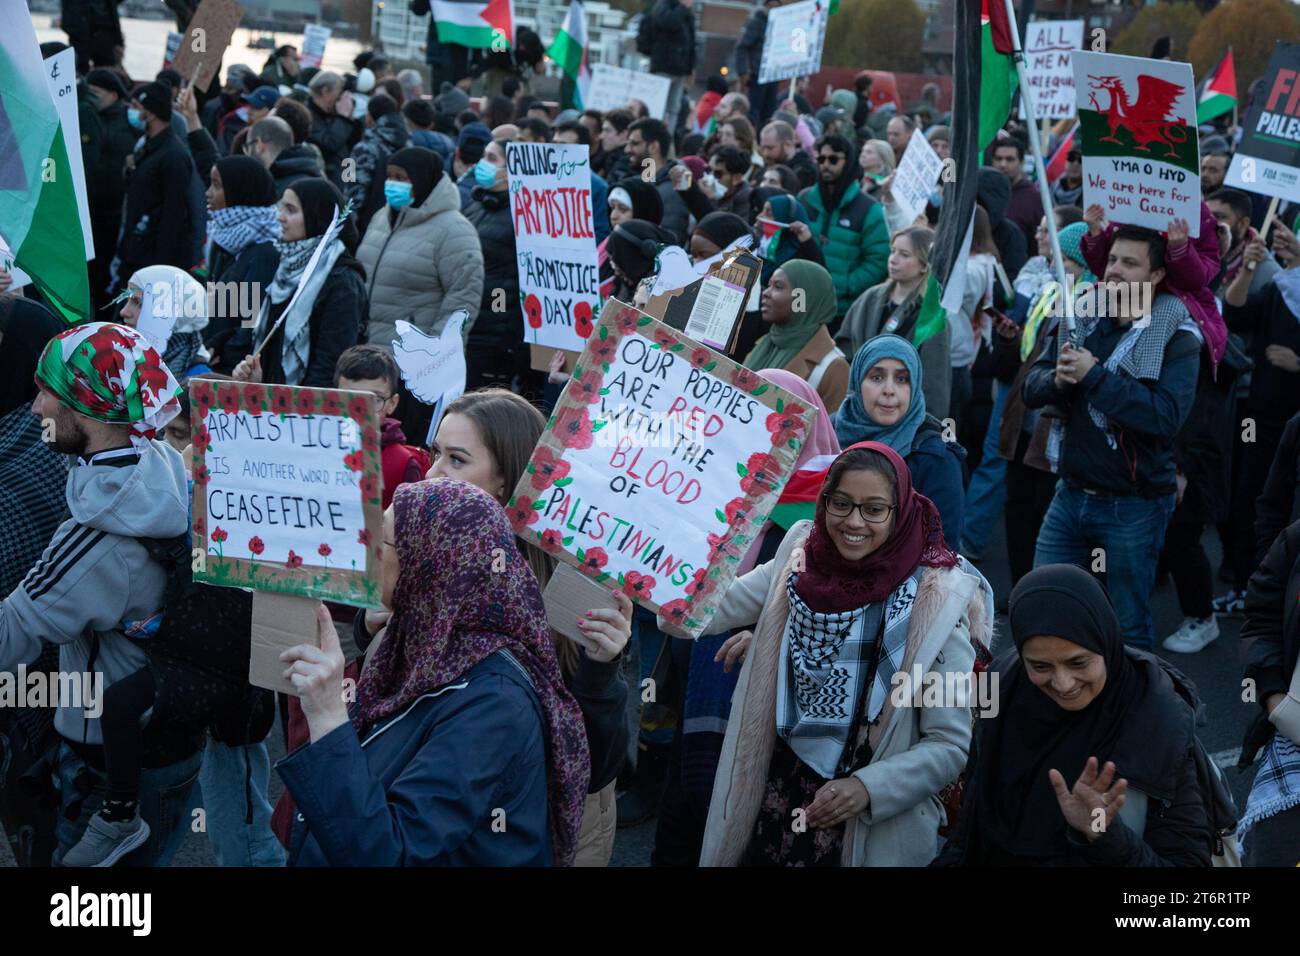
xmin=1162 ymin=616 xmax=1220 ymax=654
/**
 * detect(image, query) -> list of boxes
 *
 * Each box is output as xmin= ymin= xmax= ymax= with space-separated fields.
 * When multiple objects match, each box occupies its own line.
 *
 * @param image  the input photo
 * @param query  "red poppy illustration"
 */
xmin=244 ymin=384 xmax=266 ymax=415
xmin=191 ymin=380 xmax=216 ymax=418
xmin=614 ymin=309 xmax=641 ymax=336
xmin=574 ymin=301 xmax=594 ymax=338
xmin=191 ymin=423 xmax=212 ymax=455
xmin=622 ymin=571 xmax=656 ymax=601
xmin=524 ymin=293 xmax=543 ymax=329
xmin=360 ymin=474 xmax=379 ymax=500
xmin=579 ymin=547 xmax=609 ymax=575
xmin=320 ymin=391 xmax=344 ymax=417
xmin=294 ymin=389 xmax=317 ymax=417
xmin=659 ymin=599 xmax=691 ymax=626
xmin=347 ymin=394 xmax=371 ymax=424
xmin=724 ymin=496 xmax=751 ymax=525
xmin=248 ymin=536 xmax=265 ymax=556
xmin=653 ymin=328 xmax=678 ymax=350
xmin=684 ymin=568 xmax=715 ymax=600
xmin=344 ymin=450 xmax=365 ymax=472
xmin=590 ymin=337 xmax=619 ymax=365
xmin=318 ymin=543 xmax=332 ymax=557
xmin=529 ymin=447 xmax=571 ymax=491
xmin=508 ymin=496 xmax=540 ymax=532
xmin=286 ymin=550 xmax=304 ymax=569
xmin=740 ymin=451 xmax=781 ymax=495
xmin=707 ymin=532 xmax=741 ymax=563
xmin=552 ymin=405 xmax=595 ymax=450
xmin=570 ymin=366 xmax=604 ymax=405
xmin=731 ymin=367 xmax=763 ymax=392
xmin=211 ymin=527 xmax=229 ymax=543
xmin=211 ymin=385 xmax=237 ymax=417
xmin=766 ymin=405 xmax=806 ymax=446
xmin=192 ymin=463 xmax=210 ymax=486
xmin=193 ymin=515 xmax=206 ymax=537
xmin=689 ymin=347 xmax=714 ymax=370
xmin=539 ymin=528 xmax=565 ymax=554
xmin=357 ymin=529 xmax=372 ymax=547
xmin=271 ymin=387 xmax=294 ymax=416
xmin=362 ymin=426 xmax=380 ymax=452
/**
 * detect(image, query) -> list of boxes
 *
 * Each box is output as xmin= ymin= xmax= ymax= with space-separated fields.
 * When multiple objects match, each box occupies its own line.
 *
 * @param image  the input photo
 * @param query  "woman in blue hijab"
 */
xmin=833 ymin=334 xmax=966 ymax=544
xmin=757 ymin=193 xmax=825 ymax=283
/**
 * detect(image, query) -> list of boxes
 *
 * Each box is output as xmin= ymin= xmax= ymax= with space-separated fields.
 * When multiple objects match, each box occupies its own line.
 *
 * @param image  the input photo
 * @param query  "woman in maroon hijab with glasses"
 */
xmin=668 ymin=441 xmax=993 ymax=867
xmin=276 ymin=478 xmax=590 ymax=866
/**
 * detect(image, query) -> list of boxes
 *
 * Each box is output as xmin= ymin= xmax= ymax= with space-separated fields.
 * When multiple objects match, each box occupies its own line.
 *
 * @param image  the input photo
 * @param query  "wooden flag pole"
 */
xmin=1248 ymin=196 xmax=1281 ymax=271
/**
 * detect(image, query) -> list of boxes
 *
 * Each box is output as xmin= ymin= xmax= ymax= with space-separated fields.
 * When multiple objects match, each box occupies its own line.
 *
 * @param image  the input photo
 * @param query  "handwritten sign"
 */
xmin=44 ymin=49 xmax=93 ymax=260
xmin=189 ymin=380 xmax=384 ymax=608
xmin=508 ymin=141 xmax=601 ymax=353
xmin=1072 ymin=51 xmax=1200 ymax=237
xmin=300 ymin=24 xmax=331 ymax=70
xmin=1226 ymin=41 xmax=1300 ymax=203
xmin=758 ymin=0 xmax=828 ymax=86
xmin=891 ymin=130 xmax=944 ymax=226
xmin=171 ymin=0 xmax=245 ymax=93
xmin=586 ymin=64 xmax=672 ymax=118
xmin=506 ymin=301 xmax=816 ymax=637
xmin=1025 ymin=19 xmax=1082 ymax=119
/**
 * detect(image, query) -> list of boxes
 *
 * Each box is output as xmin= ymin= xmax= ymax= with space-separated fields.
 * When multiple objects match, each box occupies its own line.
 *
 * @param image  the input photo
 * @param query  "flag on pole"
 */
xmin=548 ymin=0 xmax=590 ymax=111
xmin=1045 ymin=122 xmax=1078 ymax=185
xmin=431 ymin=0 xmax=514 ymax=49
xmin=1196 ymin=49 xmax=1237 ymax=124
xmin=0 ymin=0 xmax=89 ymax=322
xmin=913 ymin=0 xmax=1014 ymax=350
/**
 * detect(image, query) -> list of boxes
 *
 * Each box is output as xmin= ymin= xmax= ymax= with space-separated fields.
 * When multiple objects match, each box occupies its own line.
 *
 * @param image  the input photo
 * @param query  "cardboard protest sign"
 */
xmin=171 ymin=0 xmax=245 ymax=93
xmin=163 ymin=31 xmax=183 ymax=71
xmin=1025 ymin=19 xmax=1082 ymax=119
xmin=586 ymin=64 xmax=672 ymax=118
xmin=891 ymin=131 xmax=944 ymax=226
xmin=1225 ymin=41 xmax=1300 ymax=203
xmin=507 ymin=301 xmax=817 ymax=638
xmin=758 ymin=0 xmax=828 ymax=86
xmin=507 ymin=141 xmax=601 ymax=354
xmin=644 ymin=248 xmax=762 ymax=356
xmin=300 ymin=24 xmax=331 ymax=70
xmin=1073 ymin=51 xmax=1201 ymax=237
xmin=249 ymin=590 xmax=320 ymax=695
xmin=189 ymin=380 xmax=384 ymax=608
xmin=43 ymin=49 xmax=93 ymax=260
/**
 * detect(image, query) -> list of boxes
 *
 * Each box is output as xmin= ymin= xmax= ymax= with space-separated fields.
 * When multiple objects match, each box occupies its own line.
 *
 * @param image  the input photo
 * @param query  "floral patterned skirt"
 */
xmin=741 ymin=738 xmax=845 ymax=867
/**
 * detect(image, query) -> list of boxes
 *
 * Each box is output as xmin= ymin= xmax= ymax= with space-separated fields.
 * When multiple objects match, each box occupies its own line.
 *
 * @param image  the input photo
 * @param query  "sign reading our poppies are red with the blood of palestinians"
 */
xmin=507 ymin=141 xmax=601 ymax=354
xmin=507 ymin=300 xmax=817 ymax=638
xmin=189 ymin=380 xmax=385 ymax=608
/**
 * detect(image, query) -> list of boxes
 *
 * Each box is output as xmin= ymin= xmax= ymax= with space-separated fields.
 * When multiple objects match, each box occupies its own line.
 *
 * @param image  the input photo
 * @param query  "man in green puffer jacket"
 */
xmin=798 ymin=133 xmax=890 ymax=319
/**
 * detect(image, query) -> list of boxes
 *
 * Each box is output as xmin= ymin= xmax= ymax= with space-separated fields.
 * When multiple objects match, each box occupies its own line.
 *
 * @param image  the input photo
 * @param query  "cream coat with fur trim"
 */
xmin=686 ymin=521 xmax=992 ymax=867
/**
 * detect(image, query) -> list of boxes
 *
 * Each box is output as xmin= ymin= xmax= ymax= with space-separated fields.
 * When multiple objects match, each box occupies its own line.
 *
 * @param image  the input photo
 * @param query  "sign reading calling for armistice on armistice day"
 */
xmin=507 ymin=140 xmax=601 ymax=353
xmin=508 ymin=301 xmax=817 ymax=639
xmin=1072 ymin=51 xmax=1202 ymax=237
xmin=189 ymin=380 xmax=385 ymax=608
xmin=1226 ymin=42 xmax=1300 ymax=203
xmin=1025 ymin=19 xmax=1083 ymax=119
xmin=758 ymin=0 xmax=829 ymax=86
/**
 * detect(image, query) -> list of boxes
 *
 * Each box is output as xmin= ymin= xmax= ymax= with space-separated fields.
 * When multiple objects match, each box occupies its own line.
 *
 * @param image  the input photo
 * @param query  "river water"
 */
xmin=31 ymin=12 xmax=366 ymax=83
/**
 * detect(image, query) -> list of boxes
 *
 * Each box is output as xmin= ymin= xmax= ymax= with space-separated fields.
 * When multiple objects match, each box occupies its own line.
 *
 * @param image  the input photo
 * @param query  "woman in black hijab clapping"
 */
xmin=938 ymin=564 xmax=1216 ymax=866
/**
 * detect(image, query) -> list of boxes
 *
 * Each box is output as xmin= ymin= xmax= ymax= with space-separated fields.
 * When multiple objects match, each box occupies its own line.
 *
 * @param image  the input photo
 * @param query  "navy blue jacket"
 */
xmin=907 ymin=430 xmax=966 ymax=548
xmin=279 ymin=651 xmax=552 ymax=866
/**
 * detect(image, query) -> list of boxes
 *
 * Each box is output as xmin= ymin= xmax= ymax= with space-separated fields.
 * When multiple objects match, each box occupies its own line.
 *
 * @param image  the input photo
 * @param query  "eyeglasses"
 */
xmin=817 ymin=154 xmax=845 ymax=165
xmin=822 ymin=493 xmax=895 ymax=523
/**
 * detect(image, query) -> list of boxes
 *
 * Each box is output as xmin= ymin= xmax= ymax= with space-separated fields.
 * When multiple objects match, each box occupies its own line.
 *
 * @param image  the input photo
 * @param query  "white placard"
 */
xmin=758 ymin=0 xmax=828 ymax=86
xmin=890 ymin=131 xmax=944 ymax=225
xmin=300 ymin=24 xmax=331 ymax=70
xmin=43 ymin=49 xmax=94 ymax=260
xmin=392 ymin=309 xmax=468 ymax=405
xmin=586 ymin=64 xmax=672 ymax=119
xmin=1025 ymin=19 xmax=1083 ymax=120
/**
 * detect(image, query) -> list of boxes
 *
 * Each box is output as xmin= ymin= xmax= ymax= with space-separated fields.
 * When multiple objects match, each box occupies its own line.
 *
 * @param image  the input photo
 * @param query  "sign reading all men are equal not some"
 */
xmin=189 ymin=380 xmax=384 ymax=608
xmin=507 ymin=301 xmax=817 ymax=638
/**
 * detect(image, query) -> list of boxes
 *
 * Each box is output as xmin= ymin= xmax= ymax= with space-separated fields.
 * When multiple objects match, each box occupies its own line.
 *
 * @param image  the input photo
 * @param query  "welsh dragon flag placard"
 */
xmin=1072 ymin=51 xmax=1201 ymax=237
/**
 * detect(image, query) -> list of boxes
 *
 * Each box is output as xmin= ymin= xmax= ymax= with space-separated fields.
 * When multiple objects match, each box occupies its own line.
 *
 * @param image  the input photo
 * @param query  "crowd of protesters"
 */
xmin=0 ymin=8 xmax=1298 ymax=869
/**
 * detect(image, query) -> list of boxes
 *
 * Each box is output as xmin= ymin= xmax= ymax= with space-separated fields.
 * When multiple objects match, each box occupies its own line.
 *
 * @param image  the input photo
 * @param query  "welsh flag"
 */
xmin=0 ymin=0 xmax=89 ymax=322
xmin=432 ymin=0 xmax=514 ymax=49
xmin=768 ymin=454 xmax=838 ymax=530
xmin=548 ymin=0 xmax=590 ymax=111
xmin=914 ymin=0 xmax=1016 ymax=350
xmin=1197 ymin=49 xmax=1237 ymax=124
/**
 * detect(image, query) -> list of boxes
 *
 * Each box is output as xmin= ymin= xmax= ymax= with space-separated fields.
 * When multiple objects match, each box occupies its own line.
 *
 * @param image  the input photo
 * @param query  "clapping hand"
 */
xmin=1049 ymin=756 xmax=1128 ymax=842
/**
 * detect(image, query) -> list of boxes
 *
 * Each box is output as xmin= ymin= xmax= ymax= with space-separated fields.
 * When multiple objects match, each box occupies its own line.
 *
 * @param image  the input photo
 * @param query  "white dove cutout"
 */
xmin=392 ymin=310 xmax=468 ymax=405
xmin=647 ymin=245 xmax=700 ymax=299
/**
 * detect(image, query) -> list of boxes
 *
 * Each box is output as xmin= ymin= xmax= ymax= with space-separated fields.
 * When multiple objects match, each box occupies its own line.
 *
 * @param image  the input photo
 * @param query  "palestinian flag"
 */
xmin=431 ymin=0 xmax=514 ymax=49
xmin=768 ymin=453 xmax=838 ymax=530
xmin=548 ymin=0 xmax=590 ymax=111
xmin=0 ymin=0 xmax=88 ymax=322
xmin=758 ymin=218 xmax=786 ymax=258
xmin=913 ymin=0 xmax=1016 ymax=349
xmin=1197 ymin=49 xmax=1236 ymax=124
xmin=1044 ymin=122 xmax=1077 ymax=185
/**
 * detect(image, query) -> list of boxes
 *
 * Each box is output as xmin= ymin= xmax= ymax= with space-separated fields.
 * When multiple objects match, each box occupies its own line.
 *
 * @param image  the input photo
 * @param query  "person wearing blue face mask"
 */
xmin=356 ymin=146 xmax=483 ymax=443
xmin=117 ymin=82 xmax=198 ymax=286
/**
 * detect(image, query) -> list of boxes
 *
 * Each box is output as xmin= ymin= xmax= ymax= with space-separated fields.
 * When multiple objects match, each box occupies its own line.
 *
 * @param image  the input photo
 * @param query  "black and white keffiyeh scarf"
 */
xmin=776 ymin=571 xmax=919 ymax=778
xmin=208 ymin=205 xmax=281 ymax=256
